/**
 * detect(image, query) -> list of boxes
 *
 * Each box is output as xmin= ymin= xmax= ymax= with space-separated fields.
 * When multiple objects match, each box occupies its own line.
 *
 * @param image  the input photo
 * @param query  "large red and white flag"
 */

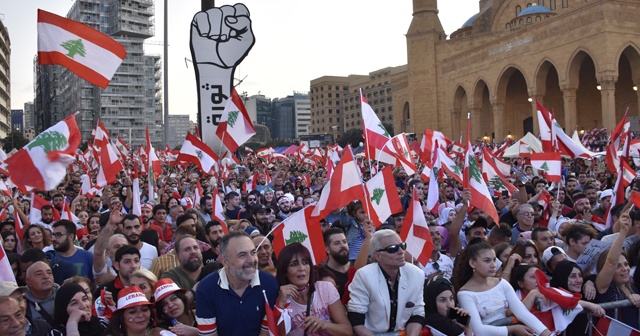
xmin=115 ymin=136 xmax=130 ymax=157
xmin=5 ymin=115 xmax=81 ymax=191
xmin=312 ymin=147 xmax=365 ymax=218
xmin=536 ymin=100 xmax=555 ymax=152
xmin=96 ymin=141 xmax=124 ymax=187
xmin=530 ymin=152 xmax=562 ymax=182
xmin=216 ymin=89 xmax=256 ymax=153
xmin=437 ymin=148 xmax=463 ymax=184
xmin=178 ymin=133 xmax=220 ymax=174
xmin=37 ymin=9 xmax=126 ymax=88
xmin=381 ymin=133 xmax=418 ymax=175
xmin=361 ymin=91 xmax=391 ymax=162
xmin=483 ymin=147 xmax=511 ymax=177
xmin=60 ymin=199 xmax=83 ymax=230
xmin=464 ymin=115 xmax=499 ymax=223
xmin=0 ymin=244 xmax=15 ymax=282
xmin=534 ymin=269 xmax=583 ymax=332
xmin=399 ymin=188 xmax=434 ymax=267
xmin=425 ymin=167 xmax=440 ymax=215
xmin=364 ymin=166 xmax=402 ymax=227
xmin=271 ymin=205 xmax=325 ymax=265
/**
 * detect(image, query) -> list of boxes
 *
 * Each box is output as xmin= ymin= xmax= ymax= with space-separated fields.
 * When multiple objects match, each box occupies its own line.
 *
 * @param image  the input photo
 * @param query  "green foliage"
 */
xmin=27 ymin=131 xmax=68 ymax=153
xmin=285 ymin=230 xmax=308 ymax=245
xmin=1 ymin=130 xmax=30 ymax=152
xmin=338 ymin=128 xmax=364 ymax=148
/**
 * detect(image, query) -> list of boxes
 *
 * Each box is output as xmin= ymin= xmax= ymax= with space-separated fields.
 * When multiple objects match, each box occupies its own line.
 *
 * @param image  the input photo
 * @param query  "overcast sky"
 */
xmin=4 ymin=0 xmax=478 ymax=121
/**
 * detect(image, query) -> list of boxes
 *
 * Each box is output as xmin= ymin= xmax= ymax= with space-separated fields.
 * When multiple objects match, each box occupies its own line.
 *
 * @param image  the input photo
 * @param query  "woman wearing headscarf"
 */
xmin=423 ymin=276 xmax=471 ymax=336
xmin=50 ymin=283 xmax=108 ymax=336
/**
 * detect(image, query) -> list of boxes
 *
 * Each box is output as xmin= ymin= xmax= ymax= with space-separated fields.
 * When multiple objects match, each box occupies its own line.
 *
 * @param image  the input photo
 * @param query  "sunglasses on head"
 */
xmin=377 ymin=242 xmax=407 ymax=254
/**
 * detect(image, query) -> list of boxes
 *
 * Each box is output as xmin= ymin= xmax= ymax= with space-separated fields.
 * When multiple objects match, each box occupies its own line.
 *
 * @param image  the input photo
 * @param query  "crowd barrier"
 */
xmin=371 ymin=300 xmax=636 ymax=336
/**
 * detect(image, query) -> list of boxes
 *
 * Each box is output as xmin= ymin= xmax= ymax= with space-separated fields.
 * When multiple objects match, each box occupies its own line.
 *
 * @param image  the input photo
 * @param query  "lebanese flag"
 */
xmin=602 ymin=165 xmax=626 ymax=231
xmin=361 ymin=91 xmax=391 ymax=162
xmin=5 ymin=115 xmax=81 ymax=191
xmin=29 ymin=194 xmax=61 ymax=230
xmin=60 ymin=200 xmax=83 ymax=230
xmin=116 ymin=136 xmax=130 ymax=157
xmin=193 ymin=180 xmax=204 ymax=209
xmin=96 ymin=141 xmax=124 ymax=187
xmin=13 ymin=209 xmax=25 ymax=243
xmin=0 ymin=180 xmax=11 ymax=198
xmin=80 ymin=174 xmax=101 ymax=198
xmin=37 ymin=9 xmax=126 ymax=89
xmin=146 ymin=127 xmax=161 ymax=201
xmin=425 ymin=168 xmax=440 ymax=215
xmin=622 ymin=160 xmax=637 ymax=188
xmin=211 ymin=192 xmax=228 ymax=233
xmin=552 ymin=120 xmax=595 ymax=159
xmin=596 ymin=316 xmax=640 ymax=336
xmin=0 ymin=244 xmax=15 ymax=282
xmin=381 ymin=133 xmax=418 ymax=175
xmin=244 ymin=146 xmax=254 ymax=154
xmin=464 ymin=114 xmax=499 ymax=223
xmin=256 ymin=147 xmax=275 ymax=159
xmin=530 ymin=152 xmax=562 ymax=182
xmin=420 ymin=129 xmax=451 ymax=164
xmin=271 ymin=205 xmax=325 ymax=265
xmin=484 ymin=148 xmax=511 ymax=177
xmin=534 ymin=269 xmax=583 ymax=332
xmin=216 ymin=89 xmax=256 ymax=153
xmin=131 ymin=162 xmax=141 ymax=216
xmin=312 ymin=147 xmax=365 ymax=218
xmin=178 ymin=133 xmax=220 ymax=174
xmin=324 ymin=156 xmax=335 ymax=180
xmin=519 ymin=141 xmax=535 ymax=157
xmin=482 ymin=148 xmax=518 ymax=196
xmin=437 ymin=148 xmax=463 ymax=184
xmin=364 ymin=166 xmax=402 ymax=227
xmin=399 ymin=188 xmax=434 ymax=267
xmin=536 ymin=100 xmax=555 ymax=152
xmin=493 ymin=139 xmax=512 ymax=158
xmin=262 ymin=293 xmax=279 ymax=336
xmin=243 ymin=174 xmax=256 ymax=193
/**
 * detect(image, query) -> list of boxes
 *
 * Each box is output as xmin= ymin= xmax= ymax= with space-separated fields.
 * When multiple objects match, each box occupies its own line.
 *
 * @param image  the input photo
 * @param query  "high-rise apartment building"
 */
xmin=0 ymin=18 xmax=11 ymax=139
xmin=167 ymin=114 xmax=190 ymax=149
xmin=23 ymin=102 xmax=34 ymax=131
xmin=10 ymin=110 xmax=24 ymax=135
xmin=35 ymin=0 xmax=162 ymax=146
xmin=309 ymin=76 xmax=363 ymax=138
xmin=244 ymin=94 xmax=272 ymax=129
xmin=272 ymin=91 xmax=309 ymax=140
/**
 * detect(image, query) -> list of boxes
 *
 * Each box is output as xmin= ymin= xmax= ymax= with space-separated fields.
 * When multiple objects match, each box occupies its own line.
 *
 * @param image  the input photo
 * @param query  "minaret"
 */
xmin=406 ymin=0 xmax=446 ymax=137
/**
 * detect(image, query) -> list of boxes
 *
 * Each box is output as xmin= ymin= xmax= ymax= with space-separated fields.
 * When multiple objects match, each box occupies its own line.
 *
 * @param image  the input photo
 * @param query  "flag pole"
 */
xmin=360 ymin=88 xmax=376 ymax=179
xmin=464 ymin=112 xmax=471 ymax=207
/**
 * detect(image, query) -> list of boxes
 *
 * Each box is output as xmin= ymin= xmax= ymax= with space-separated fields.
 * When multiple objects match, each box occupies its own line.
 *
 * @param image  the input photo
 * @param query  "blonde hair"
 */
xmin=131 ymin=268 xmax=158 ymax=287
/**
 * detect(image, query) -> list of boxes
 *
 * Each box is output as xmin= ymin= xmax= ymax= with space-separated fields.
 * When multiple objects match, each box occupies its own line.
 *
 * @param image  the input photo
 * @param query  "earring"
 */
xmin=472 ymin=268 xmax=475 ymax=272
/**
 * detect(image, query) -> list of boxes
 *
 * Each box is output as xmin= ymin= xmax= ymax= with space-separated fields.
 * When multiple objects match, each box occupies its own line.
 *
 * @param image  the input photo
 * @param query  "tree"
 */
xmin=1 ymin=130 xmax=30 ymax=152
xmin=338 ymin=128 xmax=364 ymax=148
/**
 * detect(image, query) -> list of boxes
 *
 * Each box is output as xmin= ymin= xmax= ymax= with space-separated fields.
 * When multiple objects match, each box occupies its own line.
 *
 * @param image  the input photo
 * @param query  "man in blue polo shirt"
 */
xmin=196 ymin=231 xmax=278 ymax=336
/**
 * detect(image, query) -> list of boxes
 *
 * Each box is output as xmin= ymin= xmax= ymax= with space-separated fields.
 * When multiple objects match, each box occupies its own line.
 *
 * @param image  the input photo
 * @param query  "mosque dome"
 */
xmin=461 ymin=13 xmax=480 ymax=28
xmin=517 ymin=5 xmax=552 ymax=17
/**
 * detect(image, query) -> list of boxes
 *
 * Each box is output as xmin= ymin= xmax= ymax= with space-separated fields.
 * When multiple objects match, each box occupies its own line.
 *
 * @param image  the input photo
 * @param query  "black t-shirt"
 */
xmin=324 ymin=264 xmax=349 ymax=298
xmin=202 ymin=249 xmax=218 ymax=265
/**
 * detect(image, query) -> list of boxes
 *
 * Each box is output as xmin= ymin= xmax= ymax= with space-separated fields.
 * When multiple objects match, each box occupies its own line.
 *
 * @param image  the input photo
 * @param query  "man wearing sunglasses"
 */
xmin=511 ymin=204 xmax=535 ymax=245
xmin=348 ymin=230 xmax=425 ymax=335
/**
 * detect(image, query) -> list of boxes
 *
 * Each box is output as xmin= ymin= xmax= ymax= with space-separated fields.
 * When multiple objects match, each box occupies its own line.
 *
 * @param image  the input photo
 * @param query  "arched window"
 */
xmin=526 ymin=17 xmax=532 ymax=25
xmin=527 ymin=3 xmax=532 ymax=7
xmin=516 ymin=5 xmax=522 ymax=16
xmin=550 ymin=0 xmax=556 ymax=10
xmin=562 ymin=0 xmax=568 ymax=8
xmin=535 ymin=16 xmax=541 ymax=22
xmin=506 ymin=23 xmax=512 ymax=30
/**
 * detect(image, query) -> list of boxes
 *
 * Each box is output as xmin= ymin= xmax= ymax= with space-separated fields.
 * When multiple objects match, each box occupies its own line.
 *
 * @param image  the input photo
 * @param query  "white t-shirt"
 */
xmin=421 ymin=252 xmax=454 ymax=279
xmin=139 ymin=242 xmax=158 ymax=270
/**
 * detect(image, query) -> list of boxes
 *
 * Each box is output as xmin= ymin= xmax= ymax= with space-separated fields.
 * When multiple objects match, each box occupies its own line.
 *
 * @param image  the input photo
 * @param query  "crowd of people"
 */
xmin=0 ymin=143 xmax=639 ymax=336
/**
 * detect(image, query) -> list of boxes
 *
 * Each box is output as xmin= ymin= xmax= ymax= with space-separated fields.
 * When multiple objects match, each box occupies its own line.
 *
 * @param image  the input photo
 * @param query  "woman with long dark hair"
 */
xmin=424 ymin=276 xmax=471 ymax=336
xmin=50 ymin=283 xmax=108 ymax=336
xmin=152 ymin=278 xmax=197 ymax=336
xmin=106 ymin=286 xmax=155 ymax=336
xmin=1 ymin=230 xmax=18 ymax=253
xmin=275 ymin=243 xmax=351 ymax=336
xmin=453 ymin=241 xmax=551 ymax=336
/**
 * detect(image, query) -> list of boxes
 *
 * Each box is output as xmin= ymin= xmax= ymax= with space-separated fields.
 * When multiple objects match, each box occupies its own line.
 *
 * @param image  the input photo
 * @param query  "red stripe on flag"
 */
xmin=38 ymin=9 xmax=126 ymax=59
xmin=38 ymin=51 xmax=110 ymax=88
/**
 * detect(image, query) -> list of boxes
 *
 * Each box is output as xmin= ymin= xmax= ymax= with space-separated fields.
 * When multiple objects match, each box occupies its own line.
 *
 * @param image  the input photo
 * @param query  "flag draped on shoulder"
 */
xmin=5 ymin=115 xmax=81 ymax=191
xmin=364 ymin=166 xmax=402 ymax=227
xmin=399 ymin=188 xmax=434 ymax=267
xmin=37 ymin=9 xmax=126 ymax=88
xmin=178 ymin=132 xmax=220 ymax=174
xmin=216 ymin=89 xmax=256 ymax=153
xmin=271 ymin=205 xmax=325 ymax=265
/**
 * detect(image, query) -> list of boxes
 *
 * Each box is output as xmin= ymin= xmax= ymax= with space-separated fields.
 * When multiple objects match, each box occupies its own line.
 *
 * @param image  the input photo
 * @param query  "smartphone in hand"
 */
xmin=447 ymin=308 xmax=470 ymax=326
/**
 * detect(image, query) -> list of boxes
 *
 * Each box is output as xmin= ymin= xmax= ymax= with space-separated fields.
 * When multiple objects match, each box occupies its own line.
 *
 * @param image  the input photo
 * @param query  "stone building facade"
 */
xmin=395 ymin=0 xmax=640 ymax=141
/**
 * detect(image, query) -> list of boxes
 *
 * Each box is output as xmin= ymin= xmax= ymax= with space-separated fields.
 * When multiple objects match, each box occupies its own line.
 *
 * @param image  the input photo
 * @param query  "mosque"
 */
xmin=392 ymin=0 xmax=640 ymax=141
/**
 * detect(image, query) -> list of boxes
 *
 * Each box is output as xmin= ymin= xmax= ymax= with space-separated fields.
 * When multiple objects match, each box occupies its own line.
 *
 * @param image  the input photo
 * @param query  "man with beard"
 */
xmin=422 ymin=223 xmax=454 ymax=280
xmin=276 ymin=196 xmax=293 ymax=220
xmin=205 ymin=220 xmax=225 ymax=262
xmin=38 ymin=205 xmax=55 ymax=228
xmin=251 ymin=234 xmax=274 ymax=271
xmin=195 ymin=231 xmax=278 ymax=335
xmin=323 ymin=228 xmax=350 ymax=297
xmin=50 ymin=220 xmax=94 ymax=281
xmin=97 ymin=245 xmax=141 ymax=300
xmin=122 ymin=214 xmax=158 ymax=270
xmin=162 ymin=235 xmax=202 ymax=289
xmin=255 ymin=173 xmax=271 ymax=193
xmin=199 ymin=196 xmax=213 ymax=223
xmin=443 ymin=184 xmax=456 ymax=202
xmin=88 ymin=195 xmax=102 ymax=213
xmin=51 ymin=194 xmax=65 ymax=213
xmin=251 ymin=204 xmax=273 ymax=235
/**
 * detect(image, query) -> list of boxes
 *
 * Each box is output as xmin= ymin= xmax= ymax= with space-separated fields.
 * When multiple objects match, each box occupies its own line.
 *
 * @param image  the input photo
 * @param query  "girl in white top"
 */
xmin=452 ymin=241 xmax=552 ymax=336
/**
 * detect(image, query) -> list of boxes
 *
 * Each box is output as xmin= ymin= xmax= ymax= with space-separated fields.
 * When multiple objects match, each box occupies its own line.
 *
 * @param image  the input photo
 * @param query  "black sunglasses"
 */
xmin=377 ymin=242 xmax=407 ymax=254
